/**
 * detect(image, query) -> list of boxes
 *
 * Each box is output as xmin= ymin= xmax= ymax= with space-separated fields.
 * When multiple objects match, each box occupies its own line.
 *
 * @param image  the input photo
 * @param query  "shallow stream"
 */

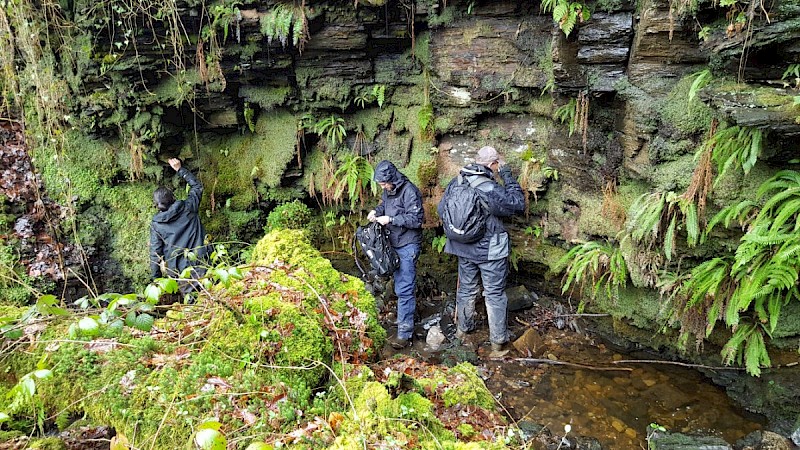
xmin=326 ymin=251 xmax=767 ymax=449
xmin=480 ymin=325 xmax=765 ymax=448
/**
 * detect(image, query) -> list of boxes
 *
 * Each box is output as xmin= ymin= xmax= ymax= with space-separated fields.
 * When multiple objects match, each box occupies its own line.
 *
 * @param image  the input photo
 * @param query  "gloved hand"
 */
xmin=376 ymin=216 xmax=392 ymax=226
xmin=367 ymin=210 xmax=377 ymax=222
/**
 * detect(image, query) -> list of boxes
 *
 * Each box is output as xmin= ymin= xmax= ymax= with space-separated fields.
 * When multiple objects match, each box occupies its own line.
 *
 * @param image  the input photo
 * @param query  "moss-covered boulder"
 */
xmin=1 ymin=229 xmax=384 ymax=448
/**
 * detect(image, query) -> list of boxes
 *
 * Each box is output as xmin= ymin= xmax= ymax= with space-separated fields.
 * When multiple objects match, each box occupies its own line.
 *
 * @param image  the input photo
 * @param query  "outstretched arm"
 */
xmin=170 ymin=158 xmax=203 ymax=212
xmin=487 ymin=166 xmax=525 ymax=217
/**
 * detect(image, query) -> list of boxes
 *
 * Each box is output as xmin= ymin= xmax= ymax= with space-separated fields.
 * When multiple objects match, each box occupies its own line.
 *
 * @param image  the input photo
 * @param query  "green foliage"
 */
xmin=431 ymin=235 xmax=447 ymax=253
xmin=328 ymin=154 xmax=378 ymax=210
xmin=706 ymin=125 xmax=764 ymax=184
xmin=721 ymin=322 xmax=771 ymax=377
xmin=205 ymin=2 xmax=240 ymax=45
xmin=243 ymin=102 xmax=255 ymax=132
xmin=670 ymin=171 xmax=800 ymax=375
xmin=312 ymin=115 xmax=347 ymax=149
xmin=782 ymin=64 xmax=800 ymax=89
xmin=418 ymin=103 xmax=435 ymax=141
xmin=1 ymin=368 xmax=53 ymax=434
xmin=265 ymin=200 xmax=312 ymax=232
xmin=541 ymin=0 xmax=590 ymax=36
xmin=626 ymin=191 xmax=700 ymax=260
xmin=553 ymin=98 xmax=577 ymax=136
xmin=259 ymin=4 xmax=308 ymax=51
xmin=687 ymin=69 xmax=712 ymax=103
xmin=553 ymin=240 xmax=628 ymax=310
xmin=354 ymin=85 xmax=386 ymax=109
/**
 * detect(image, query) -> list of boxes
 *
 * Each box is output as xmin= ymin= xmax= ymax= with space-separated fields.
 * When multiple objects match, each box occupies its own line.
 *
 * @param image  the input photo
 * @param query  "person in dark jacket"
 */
xmin=149 ymin=158 xmax=209 ymax=296
xmin=368 ymin=160 xmax=424 ymax=349
xmin=437 ymin=146 xmax=525 ymax=355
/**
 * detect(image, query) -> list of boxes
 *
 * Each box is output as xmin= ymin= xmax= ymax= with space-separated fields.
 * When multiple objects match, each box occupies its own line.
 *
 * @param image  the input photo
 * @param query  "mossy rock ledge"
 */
xmin=2 ymin=230 xmax=511 ymax=448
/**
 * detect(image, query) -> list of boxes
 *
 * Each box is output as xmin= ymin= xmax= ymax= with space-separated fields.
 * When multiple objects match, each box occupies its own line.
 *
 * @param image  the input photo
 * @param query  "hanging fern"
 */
xmin=542 ymin=0 xmax=590 ymax=36
xmin=328 ymin=154 xmax=378 ymax=210
xmin=554 ymin=240 xmax=627 ymax=310
xmin=721 ymin=322 xmax=771 ymax=377
xmin=687 ymin=68 xmax=712 ymax=103
xmin=626 ymin=192 xmax=699 ymax=261
xmin=260 ymin=3 xmax=309 ymax=53
xmin=679 ymin=170 xmax=800 ymax=376
xmin=705 ymin=125 xmax=764 ymax=184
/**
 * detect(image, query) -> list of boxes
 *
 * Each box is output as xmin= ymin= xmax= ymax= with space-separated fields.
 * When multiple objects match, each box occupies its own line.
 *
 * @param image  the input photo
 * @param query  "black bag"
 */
xmin=440 ymin=174 xmax=491 ymax=243
xmin=356 ymin=222 xmax=400 ymax=277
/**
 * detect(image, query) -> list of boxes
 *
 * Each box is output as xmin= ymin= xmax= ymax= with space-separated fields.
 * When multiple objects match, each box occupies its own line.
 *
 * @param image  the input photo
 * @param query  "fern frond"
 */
xmin=721 ymin=322 xmax=754 ymax=366
xmin=743 ymin=327 xmax=770 ymax=377
xmin=664 ymin=216 xmax=676 ymax=261
xmin=626 ymin=192 xmax=666 ymax=245
xmin=688 ymin=69 xmax=712 ymax=103
xmin=683 ymin=201 xmax=699 ymax=247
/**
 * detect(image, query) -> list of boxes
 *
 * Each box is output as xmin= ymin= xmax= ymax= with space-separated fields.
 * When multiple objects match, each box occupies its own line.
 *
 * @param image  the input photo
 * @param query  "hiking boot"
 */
xmin=389 ymin=335 xmax=412 ymax=349
xmin=489 ymin=342 xmax=510 ymax=358
xmin=455 ymin=329 xmax=468 ymax=341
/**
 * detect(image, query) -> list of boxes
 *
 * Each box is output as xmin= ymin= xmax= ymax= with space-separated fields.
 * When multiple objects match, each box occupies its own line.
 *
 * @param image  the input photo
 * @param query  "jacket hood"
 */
xmin=153 ymin=201 xmax=185 ymax=223
xmin=460 ymin=163 xmax=494 ymax=179
xmin=374 ymin=160 xmax=407 ymax=187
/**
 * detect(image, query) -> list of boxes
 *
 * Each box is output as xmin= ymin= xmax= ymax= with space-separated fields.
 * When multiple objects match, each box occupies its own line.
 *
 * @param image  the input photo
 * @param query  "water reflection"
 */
xmin=483 ymin=328 xmax=766 ymax=449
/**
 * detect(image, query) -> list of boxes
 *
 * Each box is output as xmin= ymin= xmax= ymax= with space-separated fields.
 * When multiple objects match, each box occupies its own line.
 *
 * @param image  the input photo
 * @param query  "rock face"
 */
xmin=4 ymin=0 xmax=800 ymax=439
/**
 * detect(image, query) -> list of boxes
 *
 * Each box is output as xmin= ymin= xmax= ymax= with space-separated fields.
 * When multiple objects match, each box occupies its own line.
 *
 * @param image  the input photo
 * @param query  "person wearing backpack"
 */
xmin=437 ymin=146 xmax=525 ymax=355
xmin=367 ymin=160 xmax=424 ymax=349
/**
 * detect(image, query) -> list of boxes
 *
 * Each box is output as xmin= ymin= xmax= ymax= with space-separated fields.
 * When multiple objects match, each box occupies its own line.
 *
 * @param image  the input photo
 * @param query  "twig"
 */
xmin=612 ymin=359 xmax=746 ymax=371
xmin=555 ymin=313 xmax=610 ymax=317
xmin=515 ymin=358 xmax=633 ymax=372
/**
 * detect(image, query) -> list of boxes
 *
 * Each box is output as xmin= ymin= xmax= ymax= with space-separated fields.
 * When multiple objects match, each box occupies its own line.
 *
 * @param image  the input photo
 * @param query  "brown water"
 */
xmin=325 ymin=252 xmax=766 ymax=449
xmin=479 ymin=327 xmax=766 ymax=449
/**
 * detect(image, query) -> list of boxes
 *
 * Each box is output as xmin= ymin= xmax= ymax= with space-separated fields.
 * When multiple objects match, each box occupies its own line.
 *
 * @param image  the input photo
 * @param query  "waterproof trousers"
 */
xmin=455 ymin=257 xmax=510 ymax=345
xmin=394 ymin=243 xmax=420 ymax=340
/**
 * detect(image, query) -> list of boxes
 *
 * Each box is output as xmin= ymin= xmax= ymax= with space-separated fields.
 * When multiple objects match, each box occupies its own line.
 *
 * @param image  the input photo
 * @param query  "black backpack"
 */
xmin=440 ymin=174 xmax=491 ymax=243
xmin=356 ymin=222 xmax=400 ymax=277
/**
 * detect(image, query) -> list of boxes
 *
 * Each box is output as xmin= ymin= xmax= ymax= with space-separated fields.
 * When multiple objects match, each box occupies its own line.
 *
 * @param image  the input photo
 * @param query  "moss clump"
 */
xmin=250 ymin=229 xmax=385 ymax=349
xmin=0 ymin=234 xmax=34 ymax=305
xmin=34 ymin=130 xmax=120 ymax=206
xmin=98 ymin=183 xmax=156 ymax=288
xmin=441 ymin=363 xmax=496 ymax=409
xmin=660 ymin=73 xmax=715 ymax=137
xmin=198 ymin=109 xmax=298 ymax=244
xmin=265 ymin=200 xmax=313 ymax=232
xmin=330 ymin=361 xmax=510 ymax=448
xmin=147 ymin=69 xmax=202 ymax=107
xmin=201 ymin=110 xmax=297 ymax=201
xmin=239 ymin=85 xmax=291 ymax=110
xmin=593 ymin=285 xmax=663 ymax=329
xmin=350 ymin=106 xmax=394 ymax=141
xmin=27 ymin=437 xmax=66 ymax=450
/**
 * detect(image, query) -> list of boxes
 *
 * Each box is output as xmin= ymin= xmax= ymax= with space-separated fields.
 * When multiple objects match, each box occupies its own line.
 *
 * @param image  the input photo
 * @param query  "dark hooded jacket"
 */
xmin=438 ymin=163 xmax=524 ymax=261
xmin=373 ymin=161 xmax=424 ymax=248
xmin=149 ymin=167 xmax=208 ymax=279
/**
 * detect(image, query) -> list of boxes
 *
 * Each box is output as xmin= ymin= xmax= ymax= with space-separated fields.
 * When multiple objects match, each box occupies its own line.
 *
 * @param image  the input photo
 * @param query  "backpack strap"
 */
xmin=459 ymin=174 xmax=493 ymax=192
